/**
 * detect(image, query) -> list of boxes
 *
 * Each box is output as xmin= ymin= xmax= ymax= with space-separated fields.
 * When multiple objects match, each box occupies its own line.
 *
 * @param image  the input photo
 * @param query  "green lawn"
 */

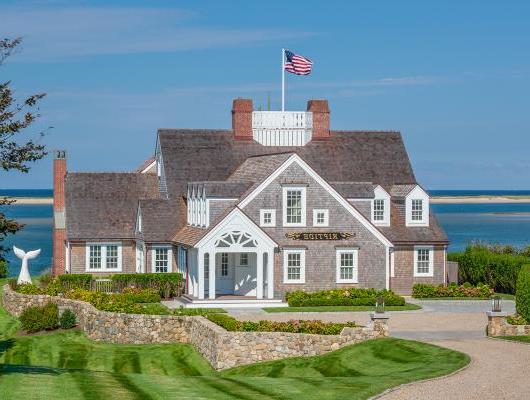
xmin=0 ymin=278 xmax=470 ymax=399
xmin=500 ymin=336 xmax=530 ymax=343
xmin=263 ymin=303 xmax=421 ymax=313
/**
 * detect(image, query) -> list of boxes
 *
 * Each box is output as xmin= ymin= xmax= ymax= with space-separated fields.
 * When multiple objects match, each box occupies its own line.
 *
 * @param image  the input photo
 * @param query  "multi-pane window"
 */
xmin=154 ymin=248 xmax=169 ymax=273
xmin=411 ymin=199 xmax=423 ymax=221
xmin=87 ymin=244 xmax=122 ymax=272
xmin=416 ymin=248 xmax=430 ymax=274
xmin=239 ymin=253 xmax=248 ymax=266
xmin=336 ymin=250 xmax=357 ymax=283
xmin=313 ymin=209 xmax=329 ymax=226
xmin=340 ymin=253 xmax=355 ymax=280
xmin=287 ymin=253 xmax=301 ymax=281
xmin=260 ymin=209 xmax=276 ymax=227
xmin=317 ymin=212 xmax=325 ymax=224
xmin=204 ymin=253 xmax=209 ymax=279
xmin=221 ymin=253 xmax=229 ymax=276
xmin=286 ymin=190 xmax=302 ymax=224
xmin=373 ymin=199 xmax=385 ymax=221
xmin=106 ymin=245 xmax=118 ymax=269
xmin=89 ymin=245 xmax=102 ymax=269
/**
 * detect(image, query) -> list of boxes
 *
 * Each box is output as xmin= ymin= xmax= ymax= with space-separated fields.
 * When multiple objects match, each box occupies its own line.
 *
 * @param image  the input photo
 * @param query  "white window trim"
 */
xmin=260 ymin=209 xmax=276 ymax=227
xmin=313 ymin=209 xmax=329 ymax=227
xmin=151 ymin=245 xmax=173 ymax=273
xmin=282 ymin=186 xmax=307 ymax=227
xmin=405 ymin=186 xmax=430 ymax=227
xmin=336 ymin=248 xmax=358 ymax=283
xmin=371 ymin=185 xmax=390 ymax=226
xmin=414 ymin=245 xmax=434 ymax=277
xmin=283 ymin=249 xmax=306 ymax=284
xmin=85 ymin=242 xmax=123 ymax=272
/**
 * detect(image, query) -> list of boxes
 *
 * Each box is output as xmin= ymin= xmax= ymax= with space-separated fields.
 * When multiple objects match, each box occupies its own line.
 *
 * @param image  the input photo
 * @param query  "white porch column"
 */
xmin=256 ymin=251 xmax=264 ymax=299
xmin=266 ymin=250 xmax=274 ymax=299
xmin=208 ymin=251 xmax=216 ymax=299
xmin=198 ymin=249 xmax=205 ymax=299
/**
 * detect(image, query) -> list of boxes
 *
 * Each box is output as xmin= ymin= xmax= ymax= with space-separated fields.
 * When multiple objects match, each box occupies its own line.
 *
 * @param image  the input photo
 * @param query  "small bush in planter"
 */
xmin=20 ymin=302 xmax=59 ymax=333
xmin=60 ymin=309 xmax=77 ymax=329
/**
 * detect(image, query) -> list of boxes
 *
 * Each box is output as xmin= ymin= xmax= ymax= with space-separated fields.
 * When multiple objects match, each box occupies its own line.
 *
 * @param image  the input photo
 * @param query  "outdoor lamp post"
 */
xmin=491 ymin=295 xmax=502 ymax=312
xmin=375 ymin=296 xmax=385 ymax=314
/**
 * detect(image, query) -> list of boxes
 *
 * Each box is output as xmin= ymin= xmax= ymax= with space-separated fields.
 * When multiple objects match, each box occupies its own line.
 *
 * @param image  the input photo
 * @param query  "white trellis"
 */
xmin=215 ymin=231 xmax=258 ymax=248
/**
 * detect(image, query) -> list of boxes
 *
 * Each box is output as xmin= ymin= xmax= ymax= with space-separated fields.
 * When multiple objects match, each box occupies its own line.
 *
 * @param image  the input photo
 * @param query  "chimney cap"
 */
xmin=54 ymin=150 xmax=67 ymax=159
xmin=307 ymin=99 xmax=329 ymax=113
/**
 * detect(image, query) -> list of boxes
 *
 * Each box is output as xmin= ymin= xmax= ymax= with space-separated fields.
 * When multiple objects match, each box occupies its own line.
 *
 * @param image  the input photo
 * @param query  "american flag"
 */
xmin=284 ymin=50 xmax=313 ymax=75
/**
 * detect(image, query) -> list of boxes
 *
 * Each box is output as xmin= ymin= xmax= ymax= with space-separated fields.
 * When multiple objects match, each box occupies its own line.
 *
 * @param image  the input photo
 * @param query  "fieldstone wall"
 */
xmin=486 ymin=312 xmax=530 ymax=336
xmin=3 ymin=285 xmax=388 ymax=370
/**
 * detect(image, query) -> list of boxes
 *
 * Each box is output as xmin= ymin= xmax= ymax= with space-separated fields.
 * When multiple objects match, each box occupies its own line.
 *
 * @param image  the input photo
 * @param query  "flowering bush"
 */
xmin=286 ymin=288 xmax=405 ymax=307
xmin=207 ymin=313 xmax=357 ymax=335
xmin=412 ymin=283 xmax=493 ymax=298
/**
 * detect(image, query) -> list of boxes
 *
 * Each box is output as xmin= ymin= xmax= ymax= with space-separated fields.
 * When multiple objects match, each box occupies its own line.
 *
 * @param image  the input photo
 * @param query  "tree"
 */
xmin=0 ymin=37 xmax=47 ymax=262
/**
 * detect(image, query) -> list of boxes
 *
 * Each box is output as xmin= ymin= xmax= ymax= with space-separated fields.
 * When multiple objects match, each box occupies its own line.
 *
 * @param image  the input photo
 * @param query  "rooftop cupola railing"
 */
xmin=252 ymin=111 xmax=313 ymax=146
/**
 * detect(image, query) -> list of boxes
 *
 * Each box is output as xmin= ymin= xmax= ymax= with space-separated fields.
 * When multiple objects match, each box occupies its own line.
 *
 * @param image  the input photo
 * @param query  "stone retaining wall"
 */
xmin=486 ymin=312 xmax=530 ymax=336
xmin=2 ymin=285 xmax=388 ymax=370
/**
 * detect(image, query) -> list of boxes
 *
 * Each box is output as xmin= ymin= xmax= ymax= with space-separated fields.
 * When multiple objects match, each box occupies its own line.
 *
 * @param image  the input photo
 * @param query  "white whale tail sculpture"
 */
xmin=14 ymin=246 xmax=41 ymax=285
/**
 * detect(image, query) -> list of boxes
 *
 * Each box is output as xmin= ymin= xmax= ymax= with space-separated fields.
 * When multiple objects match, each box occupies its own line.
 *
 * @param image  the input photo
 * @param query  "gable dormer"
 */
xmin=371 ymin=185 xmax=390 ymax=226
xmin=405 ymin=185 xmax=429 ymax=227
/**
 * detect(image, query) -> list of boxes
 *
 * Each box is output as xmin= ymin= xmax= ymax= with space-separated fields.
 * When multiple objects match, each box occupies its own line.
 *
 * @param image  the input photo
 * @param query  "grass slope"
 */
xmin=0 ymin=278 xmax=469 ymax=399
xmin=264 ymin=303 xmax=421 ymax=313
xmin=500 ymin=336 xmax=530 ymax=343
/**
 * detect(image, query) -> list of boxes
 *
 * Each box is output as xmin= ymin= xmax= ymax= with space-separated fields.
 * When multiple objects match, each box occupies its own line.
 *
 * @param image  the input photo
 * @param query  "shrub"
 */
xmin=59 ymin=309 xmax=77 ymax=329
xmin=207 ymin=314 xmax=357 ymax=335
xmin=16 ymin=283 xmax=43 ymax=295
xmin=57 ymin=274 xmax=92 ymax=290
xmin=173 ymin=307 xmax=226 ymax=316
xmin=0 ymin=260 xmax=8 ymax=278
xmin=110 ymin=273 xmax=182 ymax=299
xmin=20 ymin=302 xmax=59 ymax=333
xmin=286 ymin=288 xmax=405 ymax=307
xmin=507 ymin=314 xmax=529 ymax=325
xmin=121 ymin=287 xmax=161 ymax=303
xmin=449 ymin=244 xmax=530 ymax=294
xmin=38 ymin=272 xmax=54 ymax=288
xmin=412 ymin=283 xmax=493 ymax=298
xmin=516 ymin=264 xmax=530 ymax=322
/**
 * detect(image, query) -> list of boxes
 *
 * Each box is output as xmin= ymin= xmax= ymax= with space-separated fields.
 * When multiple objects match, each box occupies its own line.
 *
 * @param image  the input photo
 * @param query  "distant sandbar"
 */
xmin=431 ymin=196 xmax=530 ymax=204
xmin=9 ymin=197 xmax=53 ymax=205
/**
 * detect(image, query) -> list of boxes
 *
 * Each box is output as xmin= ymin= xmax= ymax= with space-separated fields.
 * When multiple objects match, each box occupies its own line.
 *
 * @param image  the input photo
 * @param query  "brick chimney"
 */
xmin=307 ymin=99 xmax=330 ymax=139
xmin=232 ymin=98 xmax=253 ymax=140
xmin=52 ymin=150 xmax=67 ymax=276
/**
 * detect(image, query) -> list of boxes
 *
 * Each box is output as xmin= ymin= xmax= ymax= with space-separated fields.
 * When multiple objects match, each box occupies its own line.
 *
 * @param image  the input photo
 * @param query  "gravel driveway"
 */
xmin=229 ymin=299 xmax=530 ymax=399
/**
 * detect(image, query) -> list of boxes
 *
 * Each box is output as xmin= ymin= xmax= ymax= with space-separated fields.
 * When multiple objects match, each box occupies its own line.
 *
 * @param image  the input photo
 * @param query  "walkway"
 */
xmin=229 ymin=299 xmax=530 ymax=399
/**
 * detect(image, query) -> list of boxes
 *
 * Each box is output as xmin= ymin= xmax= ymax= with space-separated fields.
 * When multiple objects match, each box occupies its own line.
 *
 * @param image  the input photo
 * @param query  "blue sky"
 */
xmin=1 ymin=0 xmax=529 ymax=189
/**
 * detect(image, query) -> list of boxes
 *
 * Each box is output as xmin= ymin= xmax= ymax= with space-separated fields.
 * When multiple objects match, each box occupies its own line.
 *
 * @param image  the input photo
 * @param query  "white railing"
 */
xmin=252 ymin=111 xmax=313 ymax=146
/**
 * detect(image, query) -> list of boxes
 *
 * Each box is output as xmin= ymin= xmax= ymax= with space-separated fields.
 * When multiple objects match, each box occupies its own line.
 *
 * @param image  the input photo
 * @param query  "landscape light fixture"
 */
xmin=375 ymin=296 xmax=385 ymax=314
xmin=491 ymin=295 xmax=502 ymax=312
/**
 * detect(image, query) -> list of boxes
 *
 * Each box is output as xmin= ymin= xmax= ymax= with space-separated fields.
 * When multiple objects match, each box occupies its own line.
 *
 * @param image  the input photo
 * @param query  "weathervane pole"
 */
xmin=281 ymin=48 xmax=285 ymax=111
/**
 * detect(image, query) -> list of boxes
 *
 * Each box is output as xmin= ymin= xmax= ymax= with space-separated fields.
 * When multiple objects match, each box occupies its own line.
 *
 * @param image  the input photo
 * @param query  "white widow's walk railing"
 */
xmin=252 ymin=111 xmax=313 ymax=146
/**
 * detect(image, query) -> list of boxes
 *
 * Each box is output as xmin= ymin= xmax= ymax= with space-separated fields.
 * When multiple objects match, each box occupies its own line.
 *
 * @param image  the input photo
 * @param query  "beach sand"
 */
xmin=4 ymin=196 xmax=530 ymax=205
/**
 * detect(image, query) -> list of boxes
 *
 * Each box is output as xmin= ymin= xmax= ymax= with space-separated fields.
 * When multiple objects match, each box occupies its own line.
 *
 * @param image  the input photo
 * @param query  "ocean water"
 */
xmin=2 ymin=190 xmax=530 ymax=277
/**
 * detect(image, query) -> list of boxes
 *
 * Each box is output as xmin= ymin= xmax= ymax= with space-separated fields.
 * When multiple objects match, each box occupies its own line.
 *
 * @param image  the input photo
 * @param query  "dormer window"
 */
xmin=371 ymin=186 xmax=390 ymax=226
xmin=411 ymin=199 xmax=423 ymax=221
xmin=405 ymin=186 xmax=429 ymax=226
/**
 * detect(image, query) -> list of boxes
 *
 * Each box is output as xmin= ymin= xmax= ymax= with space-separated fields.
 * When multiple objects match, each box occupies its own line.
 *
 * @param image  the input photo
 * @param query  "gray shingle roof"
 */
xmin=65 ymin=173 xmax=160 ymax=240
xmin=331 ymin=182 xmax=376 ymax=199
xmin=158 ymin=129 xmax=416 ymax=199
xmin=187 ymin=181 xmax=253 ymax=198
xmin=390 ymin=184 xmax=417 ymax=198
xmin=138 ymin=198 xmax=184 ymax=242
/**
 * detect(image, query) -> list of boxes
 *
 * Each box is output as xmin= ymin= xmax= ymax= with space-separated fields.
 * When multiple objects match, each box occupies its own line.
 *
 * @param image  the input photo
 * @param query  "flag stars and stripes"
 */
xmin=284 ymin=50 xmax=313 ymax=76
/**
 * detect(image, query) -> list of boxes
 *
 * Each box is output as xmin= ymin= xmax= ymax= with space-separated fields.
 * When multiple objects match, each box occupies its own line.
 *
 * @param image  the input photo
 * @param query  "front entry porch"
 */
xmin=185 ymin=209 xmax=279 ymax=302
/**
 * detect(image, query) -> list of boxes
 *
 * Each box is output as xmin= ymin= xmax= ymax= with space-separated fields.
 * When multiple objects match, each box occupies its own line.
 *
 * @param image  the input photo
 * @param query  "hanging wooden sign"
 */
xmin=285 ymin=232 xmax=353 ymax=241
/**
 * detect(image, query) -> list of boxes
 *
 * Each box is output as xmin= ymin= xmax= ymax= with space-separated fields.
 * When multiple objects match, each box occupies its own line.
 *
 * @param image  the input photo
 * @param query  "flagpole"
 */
xmin=281 ymin=48 xmax=285 ymax=111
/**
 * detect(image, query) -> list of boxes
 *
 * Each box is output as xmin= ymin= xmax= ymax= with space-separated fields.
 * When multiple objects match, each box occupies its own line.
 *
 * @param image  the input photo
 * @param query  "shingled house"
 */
xmin=52 ymin=99 xmax=448 ymax=306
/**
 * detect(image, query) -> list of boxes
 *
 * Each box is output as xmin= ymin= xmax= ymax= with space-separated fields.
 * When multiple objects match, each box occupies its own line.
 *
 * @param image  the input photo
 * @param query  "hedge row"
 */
xmin=207 ymin=313 xmax=357 ymax=335
xmin=286 ymin=288 xmax=405 ymax=307
xmin=516 ymin=264 xmax=530 ymax=322
xmin=412 ymin=283 xmax=493 ymax=298
xmin=448 ymin=245 xmax=530 ymax=294
xmin=111 ymin=273 xmax=182 ymax=298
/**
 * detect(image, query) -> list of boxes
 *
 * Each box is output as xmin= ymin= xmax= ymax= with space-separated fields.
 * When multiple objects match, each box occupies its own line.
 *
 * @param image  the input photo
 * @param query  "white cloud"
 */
xmin=0 ymin=6 xmax=313 ymax=60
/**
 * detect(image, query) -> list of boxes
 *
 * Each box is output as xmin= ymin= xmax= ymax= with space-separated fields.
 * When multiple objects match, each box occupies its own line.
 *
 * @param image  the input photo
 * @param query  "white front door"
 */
xmin=216 ymin=253 xmax=234 ymax=294
xmin=135 ymin=244 xmax=145 ymax=273
xmin=234 ymin=253 xmax=257 ymax=296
